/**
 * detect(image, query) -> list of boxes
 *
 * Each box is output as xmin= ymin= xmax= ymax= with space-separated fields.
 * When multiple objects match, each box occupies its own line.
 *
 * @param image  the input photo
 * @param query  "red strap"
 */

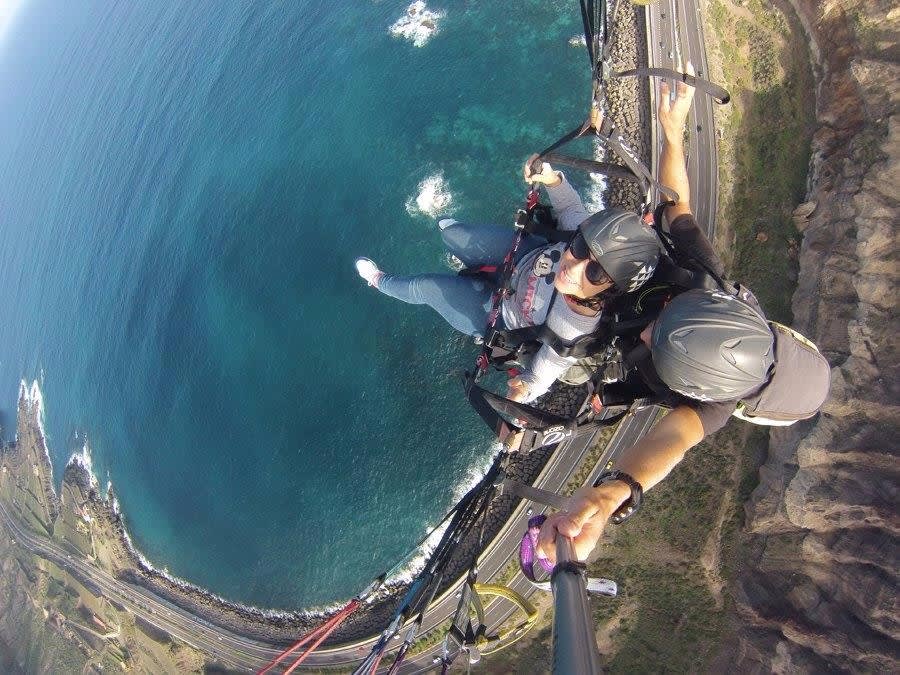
xmin=258 ymin=599 xmax=360 ymax=674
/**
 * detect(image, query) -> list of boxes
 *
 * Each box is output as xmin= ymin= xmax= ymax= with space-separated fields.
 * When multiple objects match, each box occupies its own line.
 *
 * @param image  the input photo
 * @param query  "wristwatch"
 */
xmin=592 ymin=470 xmax=643 ymax=524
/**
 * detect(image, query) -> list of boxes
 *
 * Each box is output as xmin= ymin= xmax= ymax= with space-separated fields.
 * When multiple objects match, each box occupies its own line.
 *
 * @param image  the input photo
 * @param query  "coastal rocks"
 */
xmin=0 ymin=379 xmax=588 ymax=651
xmin=389 ymin=1 xmax=445 ymax=48
xmin=13 ymin=381 xmax=59 ymax=526
xmin=791 ymin=201 xmax=816 ymax=232
xmin=727 ymin=0 xmax=900 ymax=671
xmin=604 ymin=5 xmax=651 ymax=211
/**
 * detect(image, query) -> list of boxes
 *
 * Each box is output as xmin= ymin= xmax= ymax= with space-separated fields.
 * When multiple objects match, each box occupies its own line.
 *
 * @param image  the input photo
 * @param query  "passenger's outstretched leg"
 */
xmin=355 ymin=258 xmax=493 ymax=337
xmin=440 ymin=220 xmax=548 ymax=268
xmin=440 ymin=221 xmax=515 ymax=268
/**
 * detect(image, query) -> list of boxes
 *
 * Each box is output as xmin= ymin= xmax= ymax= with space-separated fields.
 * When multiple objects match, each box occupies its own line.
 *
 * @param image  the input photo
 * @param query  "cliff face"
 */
xmin=731 ymin=1 xmax=899 ymax=671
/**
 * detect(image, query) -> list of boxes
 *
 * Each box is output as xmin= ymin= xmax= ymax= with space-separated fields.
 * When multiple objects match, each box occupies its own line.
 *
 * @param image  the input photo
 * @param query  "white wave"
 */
xmin=405 ymin=171 xmax=453 ymax=218
xmin=66 ymin=437 xmax=100 ymax=493
xmin=106 ymin=481 xmax=120 ymax=516
xmin=451 ymin=442 xmax=503 ymax=506
xmin=386 ymin=521 xmax=450 ymax=586
xmin=18 ymin=379 xmax=53 ymax=480
xmin=444 ymin=253 xmax=464 ymax=272
xmin=389 ymin=1 xmax=445 ymax=48
xmin=569 ymin=34 xmax=587 ymax=48
xmin=585 ymin=138 xmax=609 ymax=212
xmin=384 ymin=442 xmax=502 ymax=586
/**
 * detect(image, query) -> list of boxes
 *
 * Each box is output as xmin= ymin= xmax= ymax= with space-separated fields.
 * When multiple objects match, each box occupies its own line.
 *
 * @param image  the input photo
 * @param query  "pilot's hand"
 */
xmin=658 ymin=61 xmax=697 ymax=143
xmin=536 ymin=485 xmax=620 ymax=563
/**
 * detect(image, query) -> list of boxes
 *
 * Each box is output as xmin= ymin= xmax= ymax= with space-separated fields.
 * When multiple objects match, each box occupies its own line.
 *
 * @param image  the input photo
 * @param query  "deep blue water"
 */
xmin=0 ymin=1 xmax=591 ymax=608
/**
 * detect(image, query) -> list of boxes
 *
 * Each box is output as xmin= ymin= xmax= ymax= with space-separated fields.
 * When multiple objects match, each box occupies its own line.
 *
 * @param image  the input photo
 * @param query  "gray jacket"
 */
xmin=501 ymin=175 xmax=602 ymax=402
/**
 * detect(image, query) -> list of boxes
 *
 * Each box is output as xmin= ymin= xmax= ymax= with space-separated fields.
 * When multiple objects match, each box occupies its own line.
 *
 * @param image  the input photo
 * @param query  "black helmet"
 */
xmin=579 ymin=208 xmax=660 ymax=293
xmin=651 ymin=289 xmax=775 ymax=402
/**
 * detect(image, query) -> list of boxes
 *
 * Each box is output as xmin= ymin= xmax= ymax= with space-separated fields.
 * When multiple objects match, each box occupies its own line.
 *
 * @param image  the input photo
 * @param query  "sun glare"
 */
xmin=0 ymin=0 xmax=27 ymax=43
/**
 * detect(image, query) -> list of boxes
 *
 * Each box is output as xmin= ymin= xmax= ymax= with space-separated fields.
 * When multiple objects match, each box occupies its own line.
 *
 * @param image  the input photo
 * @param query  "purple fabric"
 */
xmin=519 ymin=514 xmax=554 ymax=581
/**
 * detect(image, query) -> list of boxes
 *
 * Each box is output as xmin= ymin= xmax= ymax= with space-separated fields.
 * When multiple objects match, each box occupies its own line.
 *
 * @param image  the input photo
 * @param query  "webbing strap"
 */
xmin=521 ymin=212 xmax=576 ymax=242
xmin=579 ymin=0 xmax=596 ymax=67
xmin=489 ymin=322 xmax=613 ymax=360
xmin=259 ymin=599 xmax=359 ymax=675
xmin=534 ymin=116 xmax=678 ymax=202
xmin=614 ymin=67 xmax=731 ymax=104
xmin=466 ymin=380 xmax=570 ymax=429
xmin=473 ymin=199 xmax=536 ymax=381
xmin=595 ymin=117 xmax=679 ymax=201
xmin=541 ymin=152 xmax=638 ymax=182
xmin=502 ymin=479 xmax=570 ymax=510
xmin=535 ymin=119 xmax=593 ymax=160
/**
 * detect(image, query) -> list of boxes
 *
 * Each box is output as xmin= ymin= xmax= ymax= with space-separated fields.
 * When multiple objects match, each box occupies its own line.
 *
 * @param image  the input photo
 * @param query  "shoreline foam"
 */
xmin=6 ymin=377 xmax=570 ymax=646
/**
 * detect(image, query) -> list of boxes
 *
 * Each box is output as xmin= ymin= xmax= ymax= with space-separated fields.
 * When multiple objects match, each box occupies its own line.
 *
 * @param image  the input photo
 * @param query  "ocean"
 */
xmin=0 ymin=0 xmax=593 ymax=608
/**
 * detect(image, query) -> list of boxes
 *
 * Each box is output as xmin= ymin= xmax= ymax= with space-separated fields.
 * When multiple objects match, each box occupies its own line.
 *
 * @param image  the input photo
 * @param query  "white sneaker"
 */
xmin=355 ymin=258 xmax=383 ymax=287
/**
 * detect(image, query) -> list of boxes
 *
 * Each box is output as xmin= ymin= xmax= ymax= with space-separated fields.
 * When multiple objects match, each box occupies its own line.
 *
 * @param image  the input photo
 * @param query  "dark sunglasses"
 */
xmin=568 ymin=233 xmax=613 ymax=286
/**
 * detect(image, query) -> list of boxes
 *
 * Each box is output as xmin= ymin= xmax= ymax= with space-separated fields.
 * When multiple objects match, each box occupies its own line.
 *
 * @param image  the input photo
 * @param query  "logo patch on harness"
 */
xmin=541 ymin=424 xmax=572 ymax=446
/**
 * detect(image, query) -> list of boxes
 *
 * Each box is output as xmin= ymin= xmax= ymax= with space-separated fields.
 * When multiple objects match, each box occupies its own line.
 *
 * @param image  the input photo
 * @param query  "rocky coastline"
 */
xmin=724 ymin=0 xmax=899 ymax=671
xmin=3 ymin=377 xmax=591 ymax=648
xmin=604 ymin=3 xmax=653 ymax=211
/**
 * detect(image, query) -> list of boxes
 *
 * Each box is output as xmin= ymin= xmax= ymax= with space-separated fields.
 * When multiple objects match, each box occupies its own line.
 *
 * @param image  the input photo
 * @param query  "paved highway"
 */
xmin=1 ymin=3 xmax=721 ymax=672
xmin=649 ymin=0 xmax=719 ymax=232
xmin=0 ymin=500 xmax=286 ymax=671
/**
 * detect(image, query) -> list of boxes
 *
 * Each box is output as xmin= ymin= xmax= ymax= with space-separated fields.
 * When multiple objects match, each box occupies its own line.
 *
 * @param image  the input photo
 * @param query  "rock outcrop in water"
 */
xmin=728 ymin=1 xmax=899 ymax=670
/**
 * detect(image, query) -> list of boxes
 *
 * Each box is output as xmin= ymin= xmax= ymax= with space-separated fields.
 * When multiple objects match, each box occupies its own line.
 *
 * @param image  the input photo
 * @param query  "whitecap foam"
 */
xmin=405 ymin=171 xmax=453 ymax=218
xmin=18 ymin=379 xmax=53 ymax=475
xmin=384 ymin=442 xmax=502 ymax=585
xmin=389 ymin=1 xmax=445 ymax=48
xmin=444 ymin=253 xmax=464 ymax=272
xmin=106 ymin=481 xmax=120 ymax=516
xmin=569 ymin=34 xmax=587 ymax=48
xmin=585 ymin=138 xmax=609 ymax=212
xmin=66 ymin=436 xmax=99 ymax=491
xmin=385 ymin=520 xmax=450 ymax=586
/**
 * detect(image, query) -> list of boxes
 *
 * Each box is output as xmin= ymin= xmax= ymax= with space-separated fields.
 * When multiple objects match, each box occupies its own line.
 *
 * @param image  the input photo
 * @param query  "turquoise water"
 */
xmin=0 ymin=1 xmax=591 ymax=608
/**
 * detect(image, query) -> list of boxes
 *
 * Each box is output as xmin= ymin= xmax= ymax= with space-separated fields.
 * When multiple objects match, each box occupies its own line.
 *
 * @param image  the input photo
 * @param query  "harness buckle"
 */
xmin=486 ymin=330 xmax=506 ymax=350
xmin=514 ymin=208 xmax=529 ymax=230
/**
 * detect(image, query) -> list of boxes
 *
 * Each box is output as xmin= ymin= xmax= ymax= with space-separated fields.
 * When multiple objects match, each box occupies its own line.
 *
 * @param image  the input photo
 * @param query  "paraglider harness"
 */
xmin=463 ymin=197 xmax=733 ymax=452
xmin=461 ymin=0 xmax=731 ymax=453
